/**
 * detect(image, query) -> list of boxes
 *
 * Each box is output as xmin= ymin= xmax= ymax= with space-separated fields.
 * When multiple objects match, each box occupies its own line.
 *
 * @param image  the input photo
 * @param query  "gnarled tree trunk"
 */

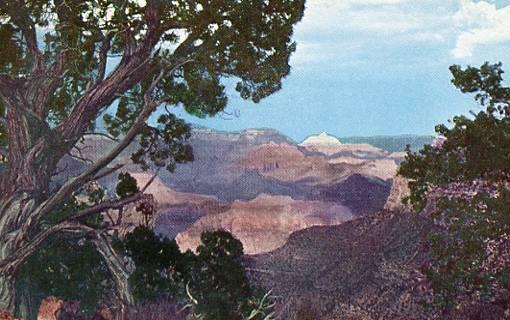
xmin=93 ymin=232 xmax=134 ymax=320
xmin=0 ymin=192 xmax=39 ymax=312
xmin=0 ymin=274 xmax=15 ymax=313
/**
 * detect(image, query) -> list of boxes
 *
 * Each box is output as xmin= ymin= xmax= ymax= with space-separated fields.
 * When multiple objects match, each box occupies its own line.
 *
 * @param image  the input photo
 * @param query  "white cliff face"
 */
xmin=300 ymin=132 xmax=389 ymax=159
xmin=299 ymin=132 xmax=345 ymax=156
xmin=301 ymin=132 xmax=343 ymax=147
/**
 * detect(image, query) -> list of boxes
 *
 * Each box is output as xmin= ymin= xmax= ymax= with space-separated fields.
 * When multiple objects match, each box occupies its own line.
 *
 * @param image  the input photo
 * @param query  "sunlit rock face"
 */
xmin=246 ymin=210 xmax=435 ymax=320
xmin=176 ymin=194 xmax=353 ymax=255
xmin=236 ymin=142 xmax=346 ymax=184
xmin=128 ymin=173 xmax=227 ymax=239
xmin=384 ymin=175 xmax=412 ymax=212
xmin=56 ymin=128 xmax=416 ymax=253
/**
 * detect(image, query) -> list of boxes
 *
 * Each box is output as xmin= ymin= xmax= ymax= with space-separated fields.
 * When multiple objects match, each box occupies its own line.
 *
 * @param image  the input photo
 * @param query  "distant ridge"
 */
xmin=340 ymin=134 xmax=434 ymax=152
xmin=191 ymin=126 xmax=433 ymax=152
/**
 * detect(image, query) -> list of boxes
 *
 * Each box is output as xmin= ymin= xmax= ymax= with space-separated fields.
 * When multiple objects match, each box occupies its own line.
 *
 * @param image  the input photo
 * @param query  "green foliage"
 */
xmin=400 ymin=62 xmax=510 ymax=210
xmin=43 ymin=193 xmax=105 ymax=228
xmin=130 ymin=113 xmax=194 ymax=172
xmin=115 ymin=226 xmax=184 ymax=302
xmin=399 ymin=62 xmax=510 ymax=310
xmin=1 ymin=1 xmax=301 ymax=316
xmin=17 ymin=234 xmax=113 ymax=317
xmin=0 ymin=0 xmax=304 ymax=172
xmin=16 ymin=187 xmax=113 ymax=317
xmin=121 ymin=228 xmax=275 ymax=320
xmin=423 ymin=191 xmax=510 ymax=309
xmin=187 ymin=230 xmax=250 ymax=320
xmin=19 ymin=220 xmax=274 ymax=320
xmin=116 ymin=172 xmax=139 ymax=199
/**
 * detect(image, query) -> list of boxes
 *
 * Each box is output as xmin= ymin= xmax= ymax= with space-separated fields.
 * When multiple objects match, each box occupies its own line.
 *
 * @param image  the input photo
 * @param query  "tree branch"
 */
xmin=29 ymin=48 xmax=70 ymax=117
xmin=84 ymin=132 xmax=119 ymax=142
xmin=29 ymin=99 xmax=157 ymax=230
xmin=141 ymin=168 xmax=161 ymax=193
xmin=0 ymin=77 xmax=51 ymax=138
xmin=96 ymin=34 xmax=114 ymax=84
xmin=34 ymin=55 xmax=190 ymax=226
xmin=56 ymin=3 xmax=163 ymax=141
xmin=91 ymin=231 xmax=134 ymax=305
xmin=14 ymin=11 xmax=44 ymax=73
xmin=65 ymin=192 xmax=148 ymax=223
xmin=0 ymin=188 xmax=152 ymax=274
xmin=67 ymin=150 xmax=94 ymax=164
xmin=0 ymin=221 xmax=94 ymax=274
xmin=93 ymin=163 xmax=125 ymax=181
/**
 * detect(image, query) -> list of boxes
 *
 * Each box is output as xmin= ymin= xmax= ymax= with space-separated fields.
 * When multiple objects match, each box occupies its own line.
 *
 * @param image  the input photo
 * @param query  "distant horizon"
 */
xmin=164 ymin=0 xmax=510 ymax=143
xmin=185 ymin=125 xmax=435 ymax=152
xmin=189 ymin=124 xmax=436 ymax=143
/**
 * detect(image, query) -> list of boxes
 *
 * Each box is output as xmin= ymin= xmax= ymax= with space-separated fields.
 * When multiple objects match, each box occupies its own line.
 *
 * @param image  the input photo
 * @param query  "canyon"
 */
xmin=57 ymin=128 xmax=432 ymax=255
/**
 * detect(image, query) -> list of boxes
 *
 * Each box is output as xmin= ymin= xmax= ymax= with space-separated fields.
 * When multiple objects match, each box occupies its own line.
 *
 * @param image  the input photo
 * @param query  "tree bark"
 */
xmin=92 ymin=232 xmax=134 ymax=320
xmin=0 ymin=5 xmax=169 ymax=314
xmin=0 ymin=273 xmax=15 ymax=313
xmin=0 ymin=192 xmax=37 ymax=313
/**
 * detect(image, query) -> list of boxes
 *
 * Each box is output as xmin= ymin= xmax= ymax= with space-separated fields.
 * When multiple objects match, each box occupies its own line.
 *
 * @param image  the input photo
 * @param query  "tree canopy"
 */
xmin=399 ymin=62 xmax=510 ymax=313
xmin=0 ymin=0 xmax=305 ymax=314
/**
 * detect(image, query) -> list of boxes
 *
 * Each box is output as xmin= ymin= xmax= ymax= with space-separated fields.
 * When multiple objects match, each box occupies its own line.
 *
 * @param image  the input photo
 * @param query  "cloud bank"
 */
xmin=452 ymin=0 xmax=510 ymax=58
xmin=292 ymin=0 xmax=510 ymax=65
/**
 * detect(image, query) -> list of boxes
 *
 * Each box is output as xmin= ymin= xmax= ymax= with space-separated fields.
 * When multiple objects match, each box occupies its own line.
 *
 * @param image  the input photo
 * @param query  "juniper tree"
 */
xmin=400 ymin=62 xmax=510 ymax=311
xmin=0 ymin=0 xmax=304 ymax=313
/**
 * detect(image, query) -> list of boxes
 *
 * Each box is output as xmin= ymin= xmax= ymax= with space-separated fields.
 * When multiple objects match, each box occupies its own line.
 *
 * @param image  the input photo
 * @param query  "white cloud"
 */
xmin=291 ymin=0 xmax=510 ymax=66
xmin=297 ymin=0 xmax=414 ymax=34
xmin=452 ymin=0 xmax=510 ymax=58
xmin=292 ymin=0 xmax=454 ymax=66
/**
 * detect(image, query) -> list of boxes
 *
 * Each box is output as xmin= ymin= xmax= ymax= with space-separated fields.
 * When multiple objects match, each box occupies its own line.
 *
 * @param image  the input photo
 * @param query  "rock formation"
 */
xmin=176 ymin=194 xmax=353 ymax=254
xmin=37 ymin=296 xmax=63 ymax=320
xmin=0 ymin=310 xmax=15 ymax=320
xmin=384 ymin=175 xmax=412 ymax=212
xmin=55 ymin=128 xmax=426 ymax=256
xmin=246 ymin=210 xmax=434 ymax=319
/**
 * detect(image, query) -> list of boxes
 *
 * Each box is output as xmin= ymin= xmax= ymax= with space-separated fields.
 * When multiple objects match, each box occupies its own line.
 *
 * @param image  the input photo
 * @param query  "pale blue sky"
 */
xmin=170 ymin=0 xmax=510 ymax=142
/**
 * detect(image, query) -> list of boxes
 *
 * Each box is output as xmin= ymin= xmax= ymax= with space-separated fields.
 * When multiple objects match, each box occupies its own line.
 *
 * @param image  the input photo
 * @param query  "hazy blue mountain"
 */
xmin=340 ymin=135 xmax=435 ymax=152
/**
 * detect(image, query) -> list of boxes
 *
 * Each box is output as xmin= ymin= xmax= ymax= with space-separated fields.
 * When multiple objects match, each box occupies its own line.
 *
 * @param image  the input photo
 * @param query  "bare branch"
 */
xmin=96 ymin=34 xmax=114 ymax=84
xmin=84 ymin=132 xmax=119 ymax=142
xmin=67 ymin=151 xmax=94 ymax=164
xmin=64 ymin=192 xmax=148 ymax=223
xmin=93 ymin=163 xmax=125 ymax=181
xmin=141 ymin=168 xmax=161 ymax=193
xmin=0 ymin=221 xmax=94 ymax=274
xmin=105 ymin=210 xmax=116 ymax=226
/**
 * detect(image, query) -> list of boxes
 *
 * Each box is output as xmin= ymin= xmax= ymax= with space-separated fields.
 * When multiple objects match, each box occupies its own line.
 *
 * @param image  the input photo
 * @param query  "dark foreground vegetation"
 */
xmin=18 ymin=224 xmax=273 ymax=320
xmin=400 ymin=62 xmax=510 ymax=314
xmin=0 ymin=0 xmax=304 ymax=318
xmin=1 ymin=0 xmax=510 ymax=318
